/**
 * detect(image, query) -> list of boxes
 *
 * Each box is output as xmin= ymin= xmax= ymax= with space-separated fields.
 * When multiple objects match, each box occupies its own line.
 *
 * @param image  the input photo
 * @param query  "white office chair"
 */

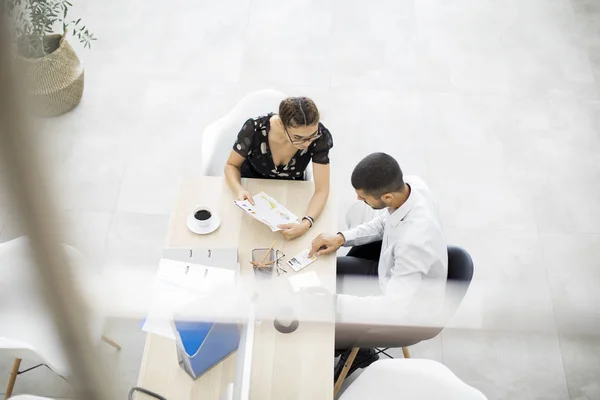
xmin=345 ymin=201 xmax=385 ymax=230
xmin=338 ymin=359 xmax=487 ymax=400
xmin=0 ymin=237 xmax=120 ymax=399
xmin=201 ymin=89 xmax=314 ymax=181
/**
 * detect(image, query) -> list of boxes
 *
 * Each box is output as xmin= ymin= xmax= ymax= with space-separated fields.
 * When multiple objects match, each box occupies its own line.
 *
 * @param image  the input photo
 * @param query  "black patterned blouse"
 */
xmin=233 ymin=114 xmax=334 ymax=180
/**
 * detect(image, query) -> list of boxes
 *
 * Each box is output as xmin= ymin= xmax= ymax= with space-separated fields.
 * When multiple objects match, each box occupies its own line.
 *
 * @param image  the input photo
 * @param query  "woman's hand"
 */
xmin=237 ymin=188 xmax=254 ymax=204
xmin=278 ymin=219 xmax=311 ymax=240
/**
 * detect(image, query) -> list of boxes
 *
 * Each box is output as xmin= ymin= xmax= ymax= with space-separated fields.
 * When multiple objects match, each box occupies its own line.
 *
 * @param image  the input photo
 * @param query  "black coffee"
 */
xmin=194 ymin=210 xmax=212 ymax=221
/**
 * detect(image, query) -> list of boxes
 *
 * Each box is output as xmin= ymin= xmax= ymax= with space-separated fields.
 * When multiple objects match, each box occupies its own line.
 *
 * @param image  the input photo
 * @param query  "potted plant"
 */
xmin=3 ymin=0 xmax=96 ymax=116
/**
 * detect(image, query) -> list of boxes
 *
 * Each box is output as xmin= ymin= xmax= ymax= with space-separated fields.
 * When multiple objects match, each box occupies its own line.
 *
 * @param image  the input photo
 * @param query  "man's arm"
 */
xmin=339 ymin=211 xmax=388 ymax=247
xmin=336 ymin=242 xmax=432 ymax=324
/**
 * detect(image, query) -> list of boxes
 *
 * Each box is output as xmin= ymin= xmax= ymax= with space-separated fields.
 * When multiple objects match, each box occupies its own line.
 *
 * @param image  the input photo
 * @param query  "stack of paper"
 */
xmin=142 ymin=258 xmax=237 ymax=339
xmin=234 ymin=192 xmax=298 ymax=232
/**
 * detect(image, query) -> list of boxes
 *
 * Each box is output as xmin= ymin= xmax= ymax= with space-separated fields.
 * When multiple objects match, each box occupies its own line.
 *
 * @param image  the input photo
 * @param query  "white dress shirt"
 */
xmin=337 ymin=176 xmax=448 ymax=325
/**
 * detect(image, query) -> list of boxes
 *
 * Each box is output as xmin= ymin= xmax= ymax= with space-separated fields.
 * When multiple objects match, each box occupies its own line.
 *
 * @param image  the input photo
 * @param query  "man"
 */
xmin=309 ymin=152 xmax=448 ymax=378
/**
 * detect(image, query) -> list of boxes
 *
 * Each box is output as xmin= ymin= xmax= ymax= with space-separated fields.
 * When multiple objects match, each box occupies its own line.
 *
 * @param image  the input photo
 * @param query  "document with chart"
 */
xmin=234 ymin=192 xmax=299 ymax=232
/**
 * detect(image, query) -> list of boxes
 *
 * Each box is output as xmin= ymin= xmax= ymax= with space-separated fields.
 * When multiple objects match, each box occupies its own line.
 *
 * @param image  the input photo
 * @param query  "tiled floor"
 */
xmin=1 ymin=0 xmax=600 ymax=399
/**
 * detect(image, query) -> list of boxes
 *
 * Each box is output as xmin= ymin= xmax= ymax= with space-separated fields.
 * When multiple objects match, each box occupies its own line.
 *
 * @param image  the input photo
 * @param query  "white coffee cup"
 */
xmin=192 ymin=206 xmax=213 ymax=228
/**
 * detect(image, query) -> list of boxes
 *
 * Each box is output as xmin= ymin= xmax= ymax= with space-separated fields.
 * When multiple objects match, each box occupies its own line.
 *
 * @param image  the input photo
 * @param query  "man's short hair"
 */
xmin=351 ymin=153 xmax=405 ymax=197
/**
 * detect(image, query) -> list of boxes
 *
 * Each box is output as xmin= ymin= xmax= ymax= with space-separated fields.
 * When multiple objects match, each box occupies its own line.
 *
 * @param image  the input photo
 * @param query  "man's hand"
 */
xmin=236 ymin=188 xmax=254 ymax=204
xmin=309 ymin=233 xmax=345 ymax=257
xmin=278 ymin=220 xmax=311 ymax=240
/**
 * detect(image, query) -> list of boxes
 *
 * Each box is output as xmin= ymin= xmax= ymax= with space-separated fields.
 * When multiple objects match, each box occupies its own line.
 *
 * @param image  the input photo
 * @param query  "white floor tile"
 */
xmin=60 ymin=211 xmax=113 ymax=267
xmin=540 ymin=233 xmax=600 ymax=335
xmin=241 ymin=29 xmax=332 ymax=89
xmin=423 ymin=93 xmax=513 ymax=180
xmin=444 ymin=229 xmax=555 ymax=332
xmin=60 ymin=132 xmax=132 ymax=213
xmin=115 ymin=168 xmax=179 ymax=216
xmin=533 ymin=168 xmax=600 ymax=234
xmin=96 ymin=318 xmax=147 ymax=400
xmin=431 ymin=175 xmax=538 ymax=232
xmin=502 ymin=96 xmax=600 ymax=185
xmin=330 ymin=4 xmax=419 ymax=91
xmin=442 ymin=329 xmax=570 ymax=400
xmin=104 ymin=212 xmax=170 ymax=271
xmin=559 ymin=333 xmax=600 ymax=400
xmin=115 ymin=134 xmax=185 ymax=215
xmin=327 ymin=89 xmax=430 ymax=179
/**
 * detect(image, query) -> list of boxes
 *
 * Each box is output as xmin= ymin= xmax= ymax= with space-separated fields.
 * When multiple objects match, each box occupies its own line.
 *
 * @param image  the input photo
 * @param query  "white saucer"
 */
xmin=186 ymin=214 xmax=221 ymax=235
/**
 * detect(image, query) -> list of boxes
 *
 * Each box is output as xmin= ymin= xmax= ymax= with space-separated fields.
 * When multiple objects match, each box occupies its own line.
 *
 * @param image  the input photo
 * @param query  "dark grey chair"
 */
xmin=445 ymin=245 xmax=475 ymax=314
xmin=334 ymin=246 xmax=474 ymax=394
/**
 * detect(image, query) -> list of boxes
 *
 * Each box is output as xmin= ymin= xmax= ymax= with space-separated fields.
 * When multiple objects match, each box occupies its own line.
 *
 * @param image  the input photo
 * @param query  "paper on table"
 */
xmin=287 ymin=249 xmax=318 ymax=272
xmin=142 ymin=259 xmax=236 ymax=339
xmin=288 ymin=271 xmax=322 ymax=292
xmin=234 ymin=192 xmax=298 ymax=232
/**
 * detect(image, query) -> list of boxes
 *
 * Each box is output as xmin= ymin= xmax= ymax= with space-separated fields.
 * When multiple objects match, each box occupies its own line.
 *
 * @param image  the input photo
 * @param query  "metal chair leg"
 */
xmin=5 ymin=358 xmax=22 ymax=399
xmin=334 ymin=347 xmax=359 ymax=396
xmin=101 ymin=335 xmax=122 ymax=351
xmin=402 ymin=347 xmax=411 ymax=358
xmin=374 ymin=348 xmax=394 ymax=359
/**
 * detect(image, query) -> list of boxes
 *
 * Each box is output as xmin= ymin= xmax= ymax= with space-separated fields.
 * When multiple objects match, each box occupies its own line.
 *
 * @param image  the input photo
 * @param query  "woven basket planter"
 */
xmin=18 ymin=34 xmax=84 ymax=117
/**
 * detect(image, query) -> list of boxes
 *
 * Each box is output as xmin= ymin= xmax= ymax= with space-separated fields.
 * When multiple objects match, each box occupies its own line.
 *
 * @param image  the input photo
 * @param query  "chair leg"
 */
xmin=5 ymin=358 xmax=22 ymax=399
xmin=101 ymin=335 xmax=122 ymax=351
xmin=374 ymin=348 xmax=394 ymax=359
xmin=402 ymin=347 xmax=411 ymax=358
xmin=334 ymin=347 xmax=359 ymax=396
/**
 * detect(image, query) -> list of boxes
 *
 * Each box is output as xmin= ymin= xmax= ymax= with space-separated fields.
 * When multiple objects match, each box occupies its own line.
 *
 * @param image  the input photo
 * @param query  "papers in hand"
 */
xmin=142 ymin=259 xmax=236 ymax=339
xmin=287 ymin=249 xmax=318 ymax=272
xmin=234 ymin=192 xmax=298 ymax=232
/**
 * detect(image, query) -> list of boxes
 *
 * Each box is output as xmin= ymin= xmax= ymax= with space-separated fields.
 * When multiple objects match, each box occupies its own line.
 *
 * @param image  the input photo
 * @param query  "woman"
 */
xmin=224 ymin=97 xmax=333 ymax=240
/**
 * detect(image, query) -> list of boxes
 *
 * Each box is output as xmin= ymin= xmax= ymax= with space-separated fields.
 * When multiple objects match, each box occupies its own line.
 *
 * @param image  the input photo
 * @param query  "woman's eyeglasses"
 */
xmin=284 ymin=127 xmax=322 ymax=144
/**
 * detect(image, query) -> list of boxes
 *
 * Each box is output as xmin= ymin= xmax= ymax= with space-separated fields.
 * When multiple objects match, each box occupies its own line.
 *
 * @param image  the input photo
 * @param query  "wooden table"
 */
xmin=136 ymin=177 xmax=337 ymax=400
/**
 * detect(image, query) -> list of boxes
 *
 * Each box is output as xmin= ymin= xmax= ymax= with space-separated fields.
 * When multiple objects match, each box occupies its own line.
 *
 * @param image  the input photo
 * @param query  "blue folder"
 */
xmin=174 ymin=319 xmax=240 ymax=380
